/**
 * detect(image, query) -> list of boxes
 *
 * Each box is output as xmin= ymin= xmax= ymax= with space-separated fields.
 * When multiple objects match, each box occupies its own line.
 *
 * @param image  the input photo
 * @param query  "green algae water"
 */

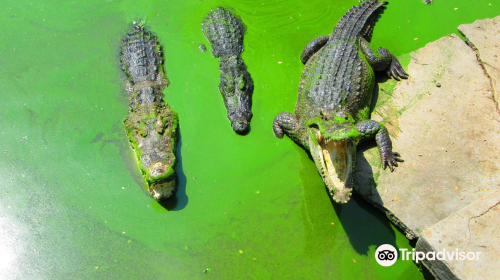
xmin=0 ymin=0 xmax=498 ymax=278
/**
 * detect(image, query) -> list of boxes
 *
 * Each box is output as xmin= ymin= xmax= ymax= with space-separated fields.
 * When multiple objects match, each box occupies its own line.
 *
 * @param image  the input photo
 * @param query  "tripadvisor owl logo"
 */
xmin=375 ymin=244 xmax=482 ymax=266
xmin=375 ymin=244 xmax=398 ymax=266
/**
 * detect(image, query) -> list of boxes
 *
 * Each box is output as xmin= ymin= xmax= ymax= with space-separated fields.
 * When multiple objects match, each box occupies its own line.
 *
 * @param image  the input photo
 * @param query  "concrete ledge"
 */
xmin=355 ymin=31 xmax=500 ymax=239
xmin=354 ymin=15 xmax=500 ymax=280
xmin=459 ymin=16 xmax=500 ymax=113
xmin=416 ymin=190 xmax=500 ymax=280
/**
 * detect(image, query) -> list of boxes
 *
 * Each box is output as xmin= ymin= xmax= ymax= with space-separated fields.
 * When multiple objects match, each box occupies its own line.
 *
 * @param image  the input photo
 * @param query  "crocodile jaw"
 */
xmin=147 ymin=162 xmax=177 ymax=201
xmin=309 ymin=130 xmax=355 ymax=204
xmin=149 ymin=180 xmax=176 ymax=201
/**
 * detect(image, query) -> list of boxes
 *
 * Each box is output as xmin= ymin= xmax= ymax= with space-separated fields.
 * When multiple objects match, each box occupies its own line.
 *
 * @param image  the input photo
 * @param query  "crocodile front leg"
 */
xmin=273 ymin=112 xmax=309 ymax=149
xmin=300 ymin=35 xmax=330 ymax=64
xmin=359 ymin=37 xmax=408 ymax=81
xmin=356 ymin=120 xmax=403 ymax=171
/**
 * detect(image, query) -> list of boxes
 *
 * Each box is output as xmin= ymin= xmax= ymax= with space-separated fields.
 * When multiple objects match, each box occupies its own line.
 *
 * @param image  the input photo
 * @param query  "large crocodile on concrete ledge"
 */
xmin=120 ymin=25 xmax=179 ymax=201
xmin=273 ymin=0 xmax=407 ymax=204
xmin=202 ymin=7 xmax=254 ymax=134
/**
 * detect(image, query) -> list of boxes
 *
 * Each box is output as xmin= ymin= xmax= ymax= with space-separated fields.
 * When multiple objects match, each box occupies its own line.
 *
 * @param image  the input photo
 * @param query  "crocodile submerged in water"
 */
xmin=273 ymin=0 xmax=407 ymax=204
xmin=120 ymin=25 xmax=179 ymax=201
xmin=202 ymin=7 xmax=254 ymax=134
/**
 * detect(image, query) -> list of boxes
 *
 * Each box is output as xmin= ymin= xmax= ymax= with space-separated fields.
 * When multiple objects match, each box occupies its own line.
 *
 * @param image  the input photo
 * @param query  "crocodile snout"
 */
xmin=231 ymin=119 xmax=249 ymax=134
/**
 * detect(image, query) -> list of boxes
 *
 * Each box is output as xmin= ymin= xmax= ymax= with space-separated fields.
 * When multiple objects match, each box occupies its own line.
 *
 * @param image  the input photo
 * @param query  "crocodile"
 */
xmin=120 ymin=25 xmax=179 ymax=201
xmin=273 ymin=0 xmax=407 ymax=204
xmin=202 ymin=7 xmax=254 ymax=134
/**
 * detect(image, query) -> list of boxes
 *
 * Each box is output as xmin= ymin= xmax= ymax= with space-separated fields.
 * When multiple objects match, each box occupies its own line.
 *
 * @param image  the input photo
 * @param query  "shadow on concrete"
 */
xmin=334 ymin=73 xmax=401 ymax=255
xmin=332 ymin=192 xmax=397 ymax=256
xmin=371 ymin=78 xmax=381 ymax=113
xmin=353 ymin=140 xmax=384 ymax=206
xmin=422 ymin=264 xmax=437 ymax=280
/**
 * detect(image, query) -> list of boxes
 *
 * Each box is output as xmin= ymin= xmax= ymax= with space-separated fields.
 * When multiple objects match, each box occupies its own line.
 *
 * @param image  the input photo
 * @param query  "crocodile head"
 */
xmin=306 ymin=115 xmax=360 ymax=204
xmin=219 ymin=56 xmax=253 ymax=134
xmin=147 ymin=161 xmax=177 ymax=201
xmin=125 ymin=107 xmax=179 ymax=202
xmin=136 ymin=142 xmax=178 ymax=201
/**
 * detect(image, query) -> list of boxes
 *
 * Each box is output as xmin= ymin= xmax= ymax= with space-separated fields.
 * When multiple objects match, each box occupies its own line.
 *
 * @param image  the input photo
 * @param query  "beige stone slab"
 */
xmin=459 ymin=15 xmax=500 ymax=112
xmin=416 ymin=190 xmax=500 ymax=280
xmin=354 ymin=33 xmax=500 ymax=240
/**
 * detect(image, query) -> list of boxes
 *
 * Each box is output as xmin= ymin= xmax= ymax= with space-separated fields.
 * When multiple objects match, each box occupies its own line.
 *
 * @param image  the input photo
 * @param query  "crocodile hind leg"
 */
xmin=355 ymin=120 xmax=403 ymax=171
xmin=273 ymin=112 xmax=309 ymax=149
xmin=300 ymin=35 xmax=330 ymax=64
xmin=359 ymin=37 xmax=408 ymax=81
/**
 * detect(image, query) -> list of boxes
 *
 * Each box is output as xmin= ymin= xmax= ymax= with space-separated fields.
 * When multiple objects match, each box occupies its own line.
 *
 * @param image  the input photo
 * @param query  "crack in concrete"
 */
xmin=465 ymin=201 xmax=500 ymax=280
xmin=458 ymin=29 xmax=500 ymax=116
xmin=466 ymin=201 xmax=500 ymax=251
xmin=482 ymin=61 xmax=499 ymax=72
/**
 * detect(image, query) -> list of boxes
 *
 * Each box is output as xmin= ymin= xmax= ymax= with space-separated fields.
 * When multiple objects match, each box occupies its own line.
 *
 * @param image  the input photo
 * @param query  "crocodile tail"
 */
xmin=330 ymin=0 xmax=388 ymax=42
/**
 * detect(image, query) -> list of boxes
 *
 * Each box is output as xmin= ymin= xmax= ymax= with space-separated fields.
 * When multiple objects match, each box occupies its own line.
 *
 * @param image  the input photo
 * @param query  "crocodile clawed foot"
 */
xmin=382 ymin=151 xmax=404 ymax=172
xmin=273 ymin=112 xmax=299 ymax=139
xmin=387 ymin=58 xmax=409 ymax=81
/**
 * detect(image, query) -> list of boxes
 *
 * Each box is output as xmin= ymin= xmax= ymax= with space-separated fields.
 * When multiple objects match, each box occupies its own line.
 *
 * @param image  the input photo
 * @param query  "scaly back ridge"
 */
xmin=330 ymin=0 xmax=388 ymax=42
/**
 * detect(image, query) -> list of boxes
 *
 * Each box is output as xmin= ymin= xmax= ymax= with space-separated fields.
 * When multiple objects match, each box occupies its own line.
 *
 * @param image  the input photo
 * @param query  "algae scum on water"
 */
xmin=120 ymin=24 xmax=179 ymax=201
xmin=6 ymin=0 xmax=499 ymax=278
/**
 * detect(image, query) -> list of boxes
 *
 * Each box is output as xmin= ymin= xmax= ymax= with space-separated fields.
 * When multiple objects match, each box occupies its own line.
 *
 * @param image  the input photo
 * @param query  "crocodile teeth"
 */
xmin=316 ymin=130 xmax=324 ymax=144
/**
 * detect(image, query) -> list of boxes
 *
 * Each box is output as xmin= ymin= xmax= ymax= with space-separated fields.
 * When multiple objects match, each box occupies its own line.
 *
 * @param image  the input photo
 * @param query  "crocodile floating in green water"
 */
xmin=120 ymin=25 xmax=179 ymax=201
xmin=273 ymin=0 xmax=407 ymax=204
xmin=202 ymin=7 xmax=254 ymax=134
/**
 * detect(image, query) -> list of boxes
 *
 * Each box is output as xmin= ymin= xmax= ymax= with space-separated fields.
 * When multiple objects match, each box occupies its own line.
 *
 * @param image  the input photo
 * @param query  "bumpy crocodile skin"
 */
xmin=273 ymin=0 xmax=405 ymax=204
xmin=121 ymin=25 xmax=179 ymax=201
xmin=202 ymin=7 xmax=253 ymax=134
